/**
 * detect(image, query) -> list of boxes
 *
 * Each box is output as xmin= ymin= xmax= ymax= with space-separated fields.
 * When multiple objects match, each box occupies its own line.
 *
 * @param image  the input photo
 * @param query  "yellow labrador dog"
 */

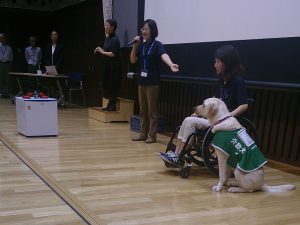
xmin=195 ymin=97 xmax=295 ymax=193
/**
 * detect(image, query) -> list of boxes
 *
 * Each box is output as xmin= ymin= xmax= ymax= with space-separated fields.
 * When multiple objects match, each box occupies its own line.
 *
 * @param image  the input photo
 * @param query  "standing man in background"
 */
xmin=25 ymin=36 xmax=41 ymax=73
xmin=0 ymin=33 xmax=13 ymax=98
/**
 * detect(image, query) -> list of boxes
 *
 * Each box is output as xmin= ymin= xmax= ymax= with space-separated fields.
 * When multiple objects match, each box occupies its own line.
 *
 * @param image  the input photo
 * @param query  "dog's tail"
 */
xmin=262 ymin=184 xmax=296 ymax=192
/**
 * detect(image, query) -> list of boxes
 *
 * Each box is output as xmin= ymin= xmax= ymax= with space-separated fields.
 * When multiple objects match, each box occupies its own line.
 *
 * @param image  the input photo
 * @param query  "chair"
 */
xmin=65 ymin=72 xmax=86 ymax=107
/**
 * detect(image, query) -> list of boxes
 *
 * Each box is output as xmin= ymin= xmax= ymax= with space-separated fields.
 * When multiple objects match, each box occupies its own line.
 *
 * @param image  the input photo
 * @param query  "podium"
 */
xmin=16 ymin=97 xmax=58 ymax=136
xmin=88 ymin=98 xmax=134 ymax=123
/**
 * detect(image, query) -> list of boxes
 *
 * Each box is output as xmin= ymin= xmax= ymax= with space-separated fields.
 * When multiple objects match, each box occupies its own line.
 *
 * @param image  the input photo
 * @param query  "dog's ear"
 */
xmin=208 ymin=102 xmax=219 ymax=117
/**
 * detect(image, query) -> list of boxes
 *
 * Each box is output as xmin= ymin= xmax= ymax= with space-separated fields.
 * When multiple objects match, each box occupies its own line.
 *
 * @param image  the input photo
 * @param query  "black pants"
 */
xmin=28 ymin=64 xmax=38 ymax=74
xmin=0 ymin=62 xmax=11 ymax=96
xmin=102 ymin=61 xmax=121 ymax=108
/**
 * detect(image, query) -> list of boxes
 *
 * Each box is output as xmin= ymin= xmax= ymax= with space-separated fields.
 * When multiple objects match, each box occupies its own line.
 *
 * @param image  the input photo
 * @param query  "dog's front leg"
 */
xmin=212 ymin=148 xmax=228 ymax=192
xmin=225 ymin=166 xmax=237 ymax=187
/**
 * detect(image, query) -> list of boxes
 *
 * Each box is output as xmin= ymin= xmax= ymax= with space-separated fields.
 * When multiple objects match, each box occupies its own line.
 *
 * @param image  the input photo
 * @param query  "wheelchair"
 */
xmin=163 ymin=105 xmax=259 ymax=178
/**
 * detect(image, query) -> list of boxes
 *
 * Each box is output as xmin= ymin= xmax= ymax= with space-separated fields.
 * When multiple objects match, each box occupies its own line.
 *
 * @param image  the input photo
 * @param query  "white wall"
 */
xmin=145 ymin=0 xmax=300 ymax=44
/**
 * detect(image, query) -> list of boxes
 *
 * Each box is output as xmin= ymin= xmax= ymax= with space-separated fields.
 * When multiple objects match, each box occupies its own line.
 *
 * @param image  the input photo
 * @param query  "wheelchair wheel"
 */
xmin=183 ymin=130 xmax=207 ymax=167
xmin=201 ymin=127 xmax=219 ymax=176
xmin=180 ymin=166 xmax=191 ymax=178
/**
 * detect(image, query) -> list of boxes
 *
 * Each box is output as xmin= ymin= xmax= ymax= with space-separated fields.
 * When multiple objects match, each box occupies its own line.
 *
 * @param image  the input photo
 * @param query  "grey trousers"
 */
xmin=138 ymin=85 xmax=160 ymax=139
xmin=177 ymin=117 xmax=211 ymax=143
xmin=0 ymin=62 xmax=11 ymax=96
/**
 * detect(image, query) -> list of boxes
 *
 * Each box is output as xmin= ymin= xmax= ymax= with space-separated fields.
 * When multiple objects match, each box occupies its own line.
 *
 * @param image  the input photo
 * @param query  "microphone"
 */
xmin=127 ymin=36 xmax=142 ymax=46
xmin=127 ymin=72 xmax=139 ymax=79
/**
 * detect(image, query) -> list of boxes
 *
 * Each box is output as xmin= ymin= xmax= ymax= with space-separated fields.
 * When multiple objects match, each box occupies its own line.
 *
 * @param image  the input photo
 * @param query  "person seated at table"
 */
xmin=159 ymin=45 xmax=249 ymax=166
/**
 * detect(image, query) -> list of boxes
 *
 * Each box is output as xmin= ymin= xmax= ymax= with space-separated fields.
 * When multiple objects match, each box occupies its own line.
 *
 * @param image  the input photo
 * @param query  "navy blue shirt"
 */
xmin=136 ymin=39 xmax=166 ymax=86
xmin=215 ymin=75 xmax=248 ymax=111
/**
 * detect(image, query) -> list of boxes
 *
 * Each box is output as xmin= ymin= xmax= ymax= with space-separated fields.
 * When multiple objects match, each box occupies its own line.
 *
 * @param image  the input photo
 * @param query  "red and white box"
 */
xmin=16 ymin=97 xmax=58 ymax=136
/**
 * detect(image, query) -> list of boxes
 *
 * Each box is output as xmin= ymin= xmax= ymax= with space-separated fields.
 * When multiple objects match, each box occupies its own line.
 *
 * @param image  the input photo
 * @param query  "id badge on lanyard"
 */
xmin=141 ymin=41 xmax=155 ymax=78
xmin=141 ymin=70 xmax=148 ymax=77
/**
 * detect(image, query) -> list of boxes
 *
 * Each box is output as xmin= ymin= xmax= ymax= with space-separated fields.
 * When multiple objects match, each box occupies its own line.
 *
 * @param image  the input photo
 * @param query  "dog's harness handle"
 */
xmin=213 ymin=115 xmax=232 ymax=126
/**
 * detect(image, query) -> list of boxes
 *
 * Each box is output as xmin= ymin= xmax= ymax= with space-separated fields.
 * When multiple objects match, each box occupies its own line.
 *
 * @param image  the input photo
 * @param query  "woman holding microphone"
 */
xmin=130 ymin=19 xmax=179 ymax=143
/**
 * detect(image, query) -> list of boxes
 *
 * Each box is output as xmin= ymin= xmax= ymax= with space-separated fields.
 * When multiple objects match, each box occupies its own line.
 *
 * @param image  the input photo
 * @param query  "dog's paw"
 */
xmin=212 ymin=185 xmax=222 ymax=192
xmin=228 ymin=187 xmax=246 ymax=193
xmin=226 ymin=181 xmax=238 ymax=187
xmin=228 ymin=187 xmax=237 ymax=192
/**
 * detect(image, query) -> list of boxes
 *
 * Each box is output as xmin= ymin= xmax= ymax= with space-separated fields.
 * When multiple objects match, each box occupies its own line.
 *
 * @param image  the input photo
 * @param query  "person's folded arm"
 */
xmin=101 ymin=50 xmax=115 ymax=57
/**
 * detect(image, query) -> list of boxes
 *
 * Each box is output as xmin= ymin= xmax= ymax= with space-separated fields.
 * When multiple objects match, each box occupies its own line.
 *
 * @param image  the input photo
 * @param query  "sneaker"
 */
xmin=159 ymin=150 xmax=180 ymax=166
xmin=157 ymin=152 xmax=177 ymax=168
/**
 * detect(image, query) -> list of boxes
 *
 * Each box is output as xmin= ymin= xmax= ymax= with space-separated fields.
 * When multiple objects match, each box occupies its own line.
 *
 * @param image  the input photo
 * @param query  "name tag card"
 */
xmin=141 ymin=71 xmax=148 ymax=77
xmin=237 ymin=129 xmax=254 ymax=147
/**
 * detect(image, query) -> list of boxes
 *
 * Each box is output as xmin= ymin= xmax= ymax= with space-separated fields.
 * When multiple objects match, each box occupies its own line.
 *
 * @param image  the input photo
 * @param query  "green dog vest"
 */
xmin=212 ymin=129 xmax=267 ymax=172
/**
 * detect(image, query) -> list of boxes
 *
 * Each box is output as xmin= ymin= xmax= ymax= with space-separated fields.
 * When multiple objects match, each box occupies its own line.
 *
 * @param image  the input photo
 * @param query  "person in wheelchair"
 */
xmin=159 ymin=45 xmax=249 ymax=166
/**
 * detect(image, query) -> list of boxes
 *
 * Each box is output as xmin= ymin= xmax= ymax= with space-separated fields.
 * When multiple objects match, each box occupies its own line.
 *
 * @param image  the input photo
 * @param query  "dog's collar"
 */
xmin=213 ymin=115 xmax=232 ymax=126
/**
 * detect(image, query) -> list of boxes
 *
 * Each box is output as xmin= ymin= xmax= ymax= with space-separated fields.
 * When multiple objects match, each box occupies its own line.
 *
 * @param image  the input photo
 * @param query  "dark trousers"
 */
xmin=28 ymin=64 xmax=38 ymax=74
xmin=0 ymin=62 xmax=11 ymax=96
xmin=21 ymin=65 xmax=39 ymax=92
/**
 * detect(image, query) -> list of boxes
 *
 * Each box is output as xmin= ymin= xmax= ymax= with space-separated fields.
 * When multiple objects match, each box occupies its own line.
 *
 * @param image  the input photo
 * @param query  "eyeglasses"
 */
xmin=141 ymin=28 xmax=150 ymax=32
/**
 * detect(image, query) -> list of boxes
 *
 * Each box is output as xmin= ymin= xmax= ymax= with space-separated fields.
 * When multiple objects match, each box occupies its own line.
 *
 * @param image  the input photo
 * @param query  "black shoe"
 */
xmin=104 ymin=104 xmax=117 ymax=111
xmin=102 ymin=102 xmax=110 ymax=111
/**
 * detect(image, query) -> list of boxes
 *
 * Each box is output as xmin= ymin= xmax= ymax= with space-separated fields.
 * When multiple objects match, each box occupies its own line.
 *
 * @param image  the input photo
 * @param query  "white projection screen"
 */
xmin=144 ymin=0 xmax=300 ymax=44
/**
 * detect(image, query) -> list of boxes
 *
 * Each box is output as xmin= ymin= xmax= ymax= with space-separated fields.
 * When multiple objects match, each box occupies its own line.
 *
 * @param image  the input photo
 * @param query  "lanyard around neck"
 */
xmin=142 ymin=40 xmax=155 ymax=70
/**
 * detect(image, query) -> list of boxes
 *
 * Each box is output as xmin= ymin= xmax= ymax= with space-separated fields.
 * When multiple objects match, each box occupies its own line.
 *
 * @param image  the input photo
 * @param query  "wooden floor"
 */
xmin=0 ymin=98 xmax=300 ymax=225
